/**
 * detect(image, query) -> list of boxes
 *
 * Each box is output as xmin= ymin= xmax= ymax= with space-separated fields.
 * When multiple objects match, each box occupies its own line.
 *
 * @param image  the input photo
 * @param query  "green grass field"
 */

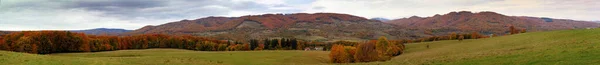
xmin=1 ymin=29 xmax=600 ymax=65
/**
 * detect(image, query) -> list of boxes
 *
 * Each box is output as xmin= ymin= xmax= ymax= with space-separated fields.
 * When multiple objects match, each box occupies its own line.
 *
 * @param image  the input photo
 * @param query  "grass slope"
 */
xmin=367 ymin=29 xmax=600 ymax=65
xmin=1 ymin=29 xmax=600 ymax=65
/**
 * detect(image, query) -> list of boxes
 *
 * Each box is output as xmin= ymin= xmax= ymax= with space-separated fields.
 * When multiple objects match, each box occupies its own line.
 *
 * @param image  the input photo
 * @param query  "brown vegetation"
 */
xmin=330 ymin=36 xmax=405 ymax=63
xmin=129 ymin=13 xmax=370 ymax=34
xmin=329 ymin=44 xmax=357 ymax=63
xmin=354 ymin=41 xmax=379 ymax=62
xmin=0 ymin=31 xmax=309 ymax=54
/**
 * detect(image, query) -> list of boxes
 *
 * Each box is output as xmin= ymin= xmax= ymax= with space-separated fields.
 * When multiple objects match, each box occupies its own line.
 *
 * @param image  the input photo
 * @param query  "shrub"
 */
xmin=509 ymin=26 xmax=520 ymax=34
xmin=458 ymin=35 xmax=465 ymax=41
xmin=387 ymin=44 xmax=401 ymax=56
xmin=0 ymin=37 xmax=6 ymax=50
xmin=389 ymin=41 xmax=404 ymax=56
xmin=344 ymin=46 xmax=356 ymax=62
xmin=375 ymin=36 xmax=397 ymax=60
xmin=449 ymin=32 xmax=457 ymax=40
xmin=471 ymin=32 xmax=480 ymax=39
xmin=296 ymin=42 xmax=304 ymax=50
xmin=217 ymin=44 xmax=228 ymax=51
xmin=256 ymin=43 xmax=264 ymax=50
xmin=329 ymin=44 xmax=355 ymax=63
xmin=376 ymin=37 xmax=390 ymax=56
xmin=354 ymin=41 xmax=379 ymax=62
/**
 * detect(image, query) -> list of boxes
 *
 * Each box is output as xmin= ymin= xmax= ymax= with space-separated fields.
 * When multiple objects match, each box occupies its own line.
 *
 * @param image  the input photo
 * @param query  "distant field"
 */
xmin=1 ymin=29 xmax=600 ymax=65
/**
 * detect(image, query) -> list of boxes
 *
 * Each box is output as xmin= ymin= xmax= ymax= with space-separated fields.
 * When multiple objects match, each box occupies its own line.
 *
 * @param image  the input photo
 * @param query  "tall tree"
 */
xmin=471 ymin=32 xmax=480 ymax=39
xmin=509 ymin=26 xmax=519 ymax=34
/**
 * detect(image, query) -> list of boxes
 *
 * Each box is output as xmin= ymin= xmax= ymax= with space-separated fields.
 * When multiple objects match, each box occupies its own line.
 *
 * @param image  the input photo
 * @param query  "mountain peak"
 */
xmin=476 ymin=11 xmax=503 ymax=16
xmin=446 ymin=11 xmax=474 ymax=16
xmin=457 ymin=11 xmax=473 ymax=14
xmin=408 ymin=16 xmax=422 ymax=19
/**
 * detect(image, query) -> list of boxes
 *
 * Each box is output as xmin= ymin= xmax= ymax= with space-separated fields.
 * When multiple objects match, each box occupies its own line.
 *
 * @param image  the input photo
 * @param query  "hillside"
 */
xmin=127 ymin=13 xmax=419 ymax=41
xmin=2 ymin=29 xmax=599 ymax=65
xmin=72 ymin=28 xmax=132 ymax=35
xmin=375 ymin=28 xmax=600 ymax=65
xmin=126 ymin=11 xmax=598 ymax=41
xmin=387 ymin=11 xmax=599 ymax=36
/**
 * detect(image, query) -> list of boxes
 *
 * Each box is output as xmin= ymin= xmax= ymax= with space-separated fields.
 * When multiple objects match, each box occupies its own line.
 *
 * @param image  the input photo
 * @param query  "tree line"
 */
xmin=0 ymin=31 xmax=310 ymax=54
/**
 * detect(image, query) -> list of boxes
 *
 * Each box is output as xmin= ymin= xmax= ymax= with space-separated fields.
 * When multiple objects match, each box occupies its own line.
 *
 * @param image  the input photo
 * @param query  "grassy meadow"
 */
xmin=1 ymin=29 xmax=600 ymax=65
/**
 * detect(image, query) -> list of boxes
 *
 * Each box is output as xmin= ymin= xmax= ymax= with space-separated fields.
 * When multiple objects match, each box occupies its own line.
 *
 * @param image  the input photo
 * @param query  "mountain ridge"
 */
xmin=386 ymin=11 xmax=599 ymax=35
xmin=126 ymin=13 xmax=415 ymax=41
xmin=72 ymin=28 xmax=132 ymax=35
xmin=125 ymin=11 xmax=598 ymax=41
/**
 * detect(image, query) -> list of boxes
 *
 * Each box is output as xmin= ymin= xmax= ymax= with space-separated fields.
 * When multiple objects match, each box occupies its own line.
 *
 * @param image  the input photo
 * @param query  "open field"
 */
xmin=1 ymin=49 xmax=330 ymax=65
xmin=1 ymin=29 xmax=600 ymax=65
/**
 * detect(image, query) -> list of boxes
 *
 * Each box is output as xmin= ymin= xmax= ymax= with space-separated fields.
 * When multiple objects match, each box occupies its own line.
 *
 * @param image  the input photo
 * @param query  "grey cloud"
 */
xmin=60 ymin=0 xmax=273 ymax=19
xmin=67 ymin=0 xmax=167 ymax=11
xmin=0 ymin=0 xmax=306 ymax=30
xmin=312 ymin=6 xmax=325 ymax=10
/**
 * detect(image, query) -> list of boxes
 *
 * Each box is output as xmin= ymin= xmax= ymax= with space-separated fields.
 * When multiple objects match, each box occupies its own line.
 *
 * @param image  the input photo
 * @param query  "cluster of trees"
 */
xmin=0 ymin=31 xmax=310 ymax=54
xmin=0 ymin=31 xmax=93 ymax=53
xmin=410 ymin=32 xmax=488 ymax=43
xmin=255 ymin=38 xmax=306 ymax=50
xmin=329 ymin=37 xmax=405 ymax=63
xmin=509 ymin=26 xmax=527 ymax=35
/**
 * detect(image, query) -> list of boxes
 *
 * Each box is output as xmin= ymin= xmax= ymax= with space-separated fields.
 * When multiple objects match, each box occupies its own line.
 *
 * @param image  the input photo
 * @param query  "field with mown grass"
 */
xmin=1 ymin=29 xmax=600 ymax=65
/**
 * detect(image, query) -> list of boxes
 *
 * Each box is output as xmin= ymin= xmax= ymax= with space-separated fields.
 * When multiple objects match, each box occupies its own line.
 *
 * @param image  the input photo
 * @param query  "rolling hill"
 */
xmin=386 ymin=11 xmax=599 ymax=36
xmin=127 ymin=13 xmax=419 ymax=41
xmin=71 ymin=28 xmax=132 ymax=35
xmin=124 ymin=11 xmax=598 ymax=41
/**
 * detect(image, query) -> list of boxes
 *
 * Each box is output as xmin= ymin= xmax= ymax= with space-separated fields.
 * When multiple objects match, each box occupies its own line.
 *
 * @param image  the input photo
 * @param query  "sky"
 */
xmin=0 ymin=0 xmax=598 ymax=31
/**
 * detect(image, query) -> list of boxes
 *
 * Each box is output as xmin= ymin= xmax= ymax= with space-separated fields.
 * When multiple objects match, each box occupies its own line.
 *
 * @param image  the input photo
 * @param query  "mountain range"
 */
xmin=126 ymin=13 xmax=418 ymax=41
xmin=0 ymin=28 xmax=131 ymax=36
xmin=2 ymin=11 xmax=597 ymax=41
xmin=386 ymin=11 xmax=598 ymax=36
xmin=71 ymin=28 xmax=132 ymax=36
xmin=123 ymin=11 xmax=598 ymax=41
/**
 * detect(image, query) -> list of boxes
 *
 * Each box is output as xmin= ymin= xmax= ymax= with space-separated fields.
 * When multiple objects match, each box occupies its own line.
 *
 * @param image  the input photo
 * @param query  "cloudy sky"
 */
xmin=0 ymin=0 xmax=598 ymax=31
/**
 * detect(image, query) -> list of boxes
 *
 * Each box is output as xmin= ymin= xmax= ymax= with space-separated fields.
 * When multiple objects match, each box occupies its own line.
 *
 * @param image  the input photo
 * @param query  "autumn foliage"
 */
xmin=509 ymin=26 xmax=527 ymax=35
xmin=329 ymin=44 xmax=356 ymax=63
xmin=130 ymin=13 xmax=370 ymax=35
xmin=510 ymin=26 xmax=519 ymax=34
xmin=0 ymin=31 xmax=92 ymax=54
xmin=0 ymin=31 xmax=315 ymax=54
xmin=330 ymin=36 xmax=405 ymax=63
xmin=354 ymin=41 xmax=379 ymax=62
